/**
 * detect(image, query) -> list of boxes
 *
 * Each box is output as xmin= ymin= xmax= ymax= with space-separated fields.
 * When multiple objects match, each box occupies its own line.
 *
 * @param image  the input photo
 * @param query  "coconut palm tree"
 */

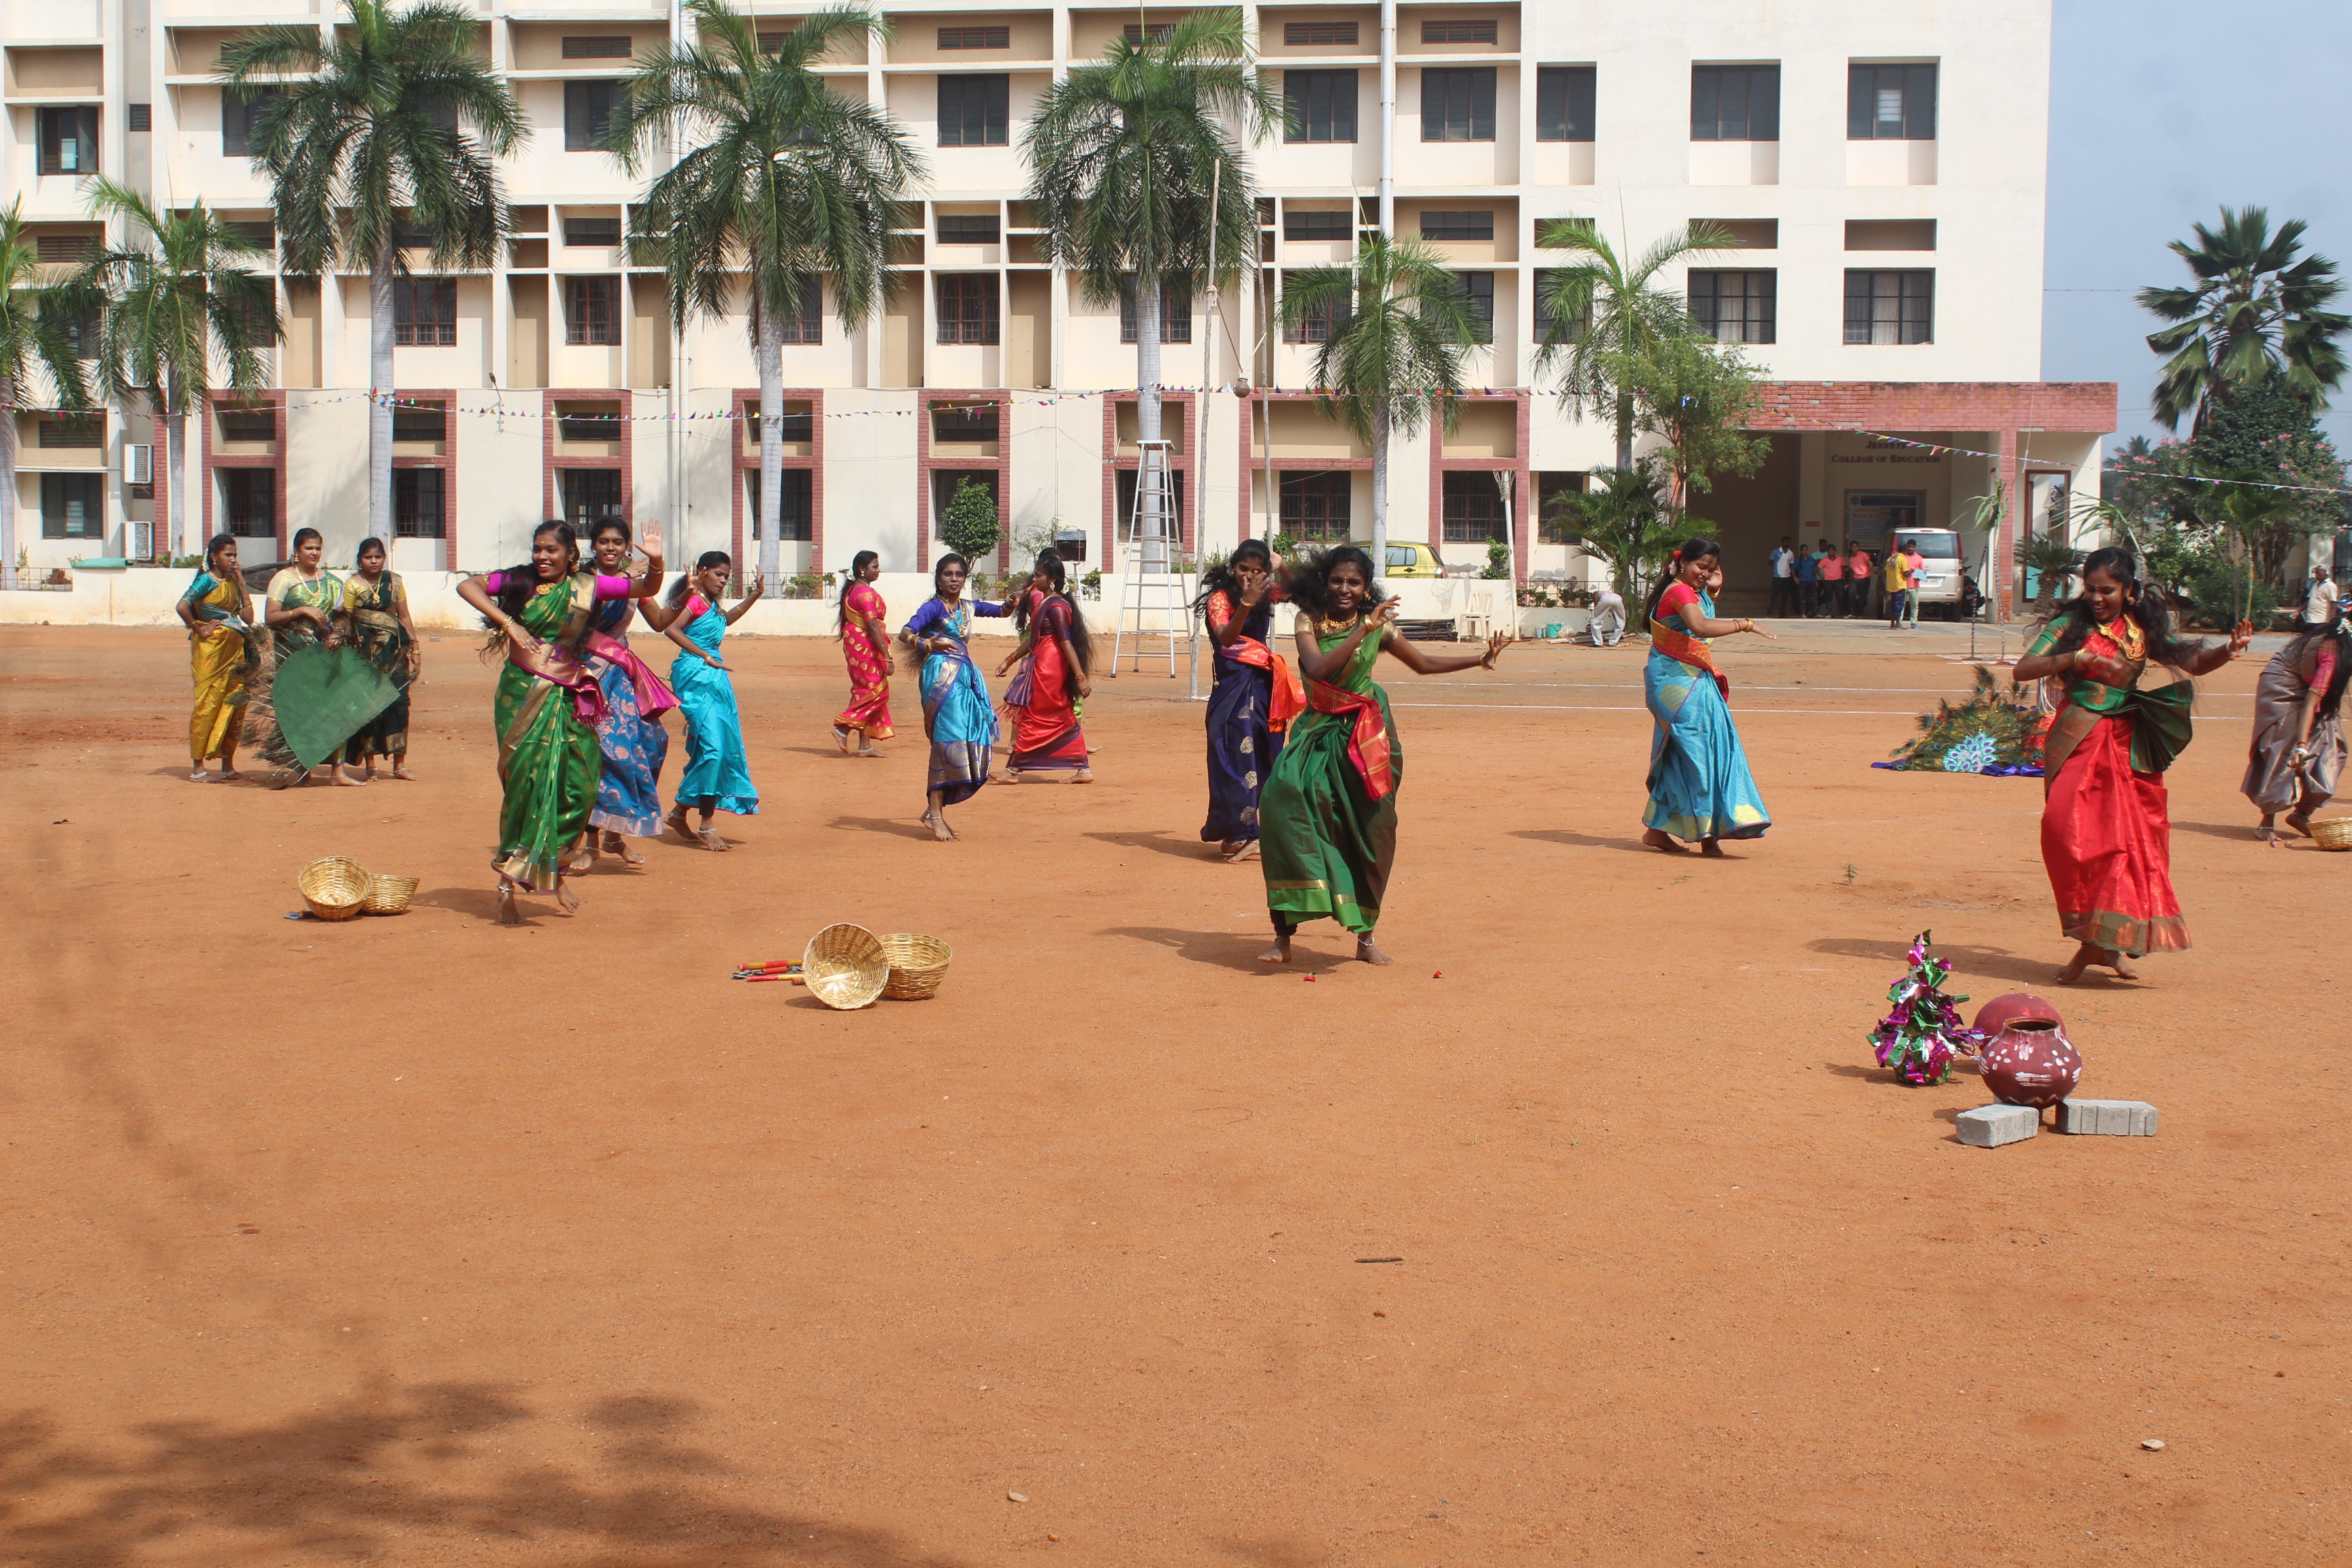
xmin=1532 ymin=219 xmax=1736 ymax=470
xmin=606 ymin=0 xmax=917 ymax=581
xmin=69 ymin=180 xmax=275 ymax=563
xmin=1280 ymin=233 xmax=1480 ymax=563
xmin=0 ymin=199 xmax=91 ymax=585
xmin=220 ymin=0 xmax=523 ymax=540
xmin=1553 ymin=463 xmax=1671 ymax=606
xmin=2139 ymin=206 xmax=2350 ymax=434
xmin=1024 ymin=8 xmax=1278 ymax=466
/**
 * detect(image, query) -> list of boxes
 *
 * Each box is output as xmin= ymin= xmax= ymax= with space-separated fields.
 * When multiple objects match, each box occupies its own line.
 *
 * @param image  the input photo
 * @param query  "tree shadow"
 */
xmin=1807 ymin=935 xmax=2059 ymax=986
xmin=1083 ymin=830 xmax=1213 ymax=862
xmin=1509 ymin=829 xmax=1656 ymax=855
xmin=828 ymin=815 xmax=940 ymax=843
xmin=0 ymin=1382 xmax=977 ymax=1568
xmin=1102 ymin=925 xmax=1335 ymax=975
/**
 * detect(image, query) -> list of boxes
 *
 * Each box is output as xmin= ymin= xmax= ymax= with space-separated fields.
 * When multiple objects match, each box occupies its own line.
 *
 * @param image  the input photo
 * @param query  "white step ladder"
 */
xmin=1110 ymin=438 xmax=1198 ymax=691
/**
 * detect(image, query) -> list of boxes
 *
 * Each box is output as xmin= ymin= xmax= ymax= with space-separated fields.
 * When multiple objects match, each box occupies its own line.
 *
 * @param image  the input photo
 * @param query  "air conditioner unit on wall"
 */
xmin=125 ymin=444 xmax=153 ymax=485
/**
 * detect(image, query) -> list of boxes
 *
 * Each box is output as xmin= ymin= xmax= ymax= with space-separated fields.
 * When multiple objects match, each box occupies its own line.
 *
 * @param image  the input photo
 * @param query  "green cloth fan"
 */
xmin=270 ymin=647 xmax=399 ymax=769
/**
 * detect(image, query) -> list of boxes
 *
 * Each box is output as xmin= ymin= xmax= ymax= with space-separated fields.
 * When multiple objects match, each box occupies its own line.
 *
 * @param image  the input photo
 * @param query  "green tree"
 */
xmin=220 ymin=0 xmax=524 ymax=541
xmin=1533 ymin=219 xmax=1737 ymax=470
xmin=2138 ymin=205 xmax=2350 ymax=434
xmin=2191 ymin=467 xmax=2303 ymax=621
xmin=1552 ymin=463 xmax=1673 ymax=606
xmin=1611 ymin=329 xmax=1767 ymax=516
xmin=68 ymin=180 xmax=275 ymax=561
xmin=0 ymin=199 xmax=91 ymax=583
xmin=608 ymin=0 xmax=917 ymax=582
xmin=2184 ymin=376 xmax=2347 ymax=574
xmin=1280 ymin=233 xmax=1480 ymax=562
xmin=937 ymin=476 xmax=1000 ymax=561
xmin=1023 ymin=8 xmax=1278 ymax=472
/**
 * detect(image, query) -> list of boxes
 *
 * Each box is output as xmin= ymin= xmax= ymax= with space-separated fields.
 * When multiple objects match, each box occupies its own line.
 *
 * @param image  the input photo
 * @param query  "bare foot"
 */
xmin=1642 ymin=828 xmax=1690 ymax=855
xmin=2285 ymin=811 xmax=2315 ymax=838
xmin=555 ymin=881 xmax=581 ymax=913
xmin=330 ymin=770 xmax=365 ymax=787
xmin=1257 ymin=936 xmax=1292 ymax=964
xmin=923 ymin=811 xmax=953 ymax=843
xmin=1220 ymin=838 xmax=1247 ymax=862
xmin=392 ymin=764 xmax=416 ymax=780
xmin=1699 ymin=838 xmax=1727 ymax=858
xmin=856 ymin=747 xmax=881 ymax=758
xmin=189 ymin=768 xmax=210 ymax=783
xmin=1073 ymin=768 xmax=1094 ymax=783
xmin=2104 ymin=951 xmax=2140 ymax=980
xmin=664 ymin=807 xmax=694 ymax=844
xmin=832 ymin=725 xmax=851 ymax=754
xmin=216 ymin=768 xmax=243 ymax=781
xmin=1356 ymin=936 xmax=1393 ymax=966
xmin=495 ymin=886 xmax=520 ymax=926
xmin=697 ymin=826 xmax=730 ymax=853
xmin=2057 ymin=942 xmax=2139 ymax=983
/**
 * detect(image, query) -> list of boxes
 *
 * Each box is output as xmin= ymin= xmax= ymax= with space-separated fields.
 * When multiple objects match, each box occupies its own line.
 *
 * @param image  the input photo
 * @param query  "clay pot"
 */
xmin=1973 ymin=991 xmax=2063 ymax=1041
xmin=1980 ymin=1018 xmax=2083 ymax=1109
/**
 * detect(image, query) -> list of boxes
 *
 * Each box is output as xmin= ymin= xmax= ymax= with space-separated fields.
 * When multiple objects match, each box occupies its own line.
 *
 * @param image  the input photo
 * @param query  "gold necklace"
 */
xmin=1313 ymin=610 xmax=1365 ymax=638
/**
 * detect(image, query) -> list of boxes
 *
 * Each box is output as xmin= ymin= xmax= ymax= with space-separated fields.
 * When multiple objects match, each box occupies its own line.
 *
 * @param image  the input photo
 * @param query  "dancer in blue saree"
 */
xmin=1196 ymin=540 xmax=1304 ymax=860
xmin=1642 ymin=537 xmax=1775 ymax=855
xmin=653 ymin=551 xmax=762 ymax=851
xmin=578 ymin=518 xmax=674 ymax=868
xmin=900 ymin=552 xmax=1013 ymax=840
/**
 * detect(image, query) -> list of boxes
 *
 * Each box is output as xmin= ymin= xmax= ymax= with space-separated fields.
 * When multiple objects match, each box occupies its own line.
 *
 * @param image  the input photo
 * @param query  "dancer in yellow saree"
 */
xmin=455 ymin=520 xmax=658 ymax=924
xmin=174 ymin=533 xmax=256 ymax=782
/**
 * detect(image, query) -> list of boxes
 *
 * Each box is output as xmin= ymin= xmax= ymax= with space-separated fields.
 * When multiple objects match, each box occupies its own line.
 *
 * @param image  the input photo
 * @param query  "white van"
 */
xmin=1892 ymin=529 xmax=1967 ymax=619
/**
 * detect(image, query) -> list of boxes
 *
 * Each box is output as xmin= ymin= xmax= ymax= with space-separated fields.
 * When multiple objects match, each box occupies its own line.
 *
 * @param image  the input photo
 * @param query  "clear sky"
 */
xmin=2042 ymin=0 xmax=2352 ymax=454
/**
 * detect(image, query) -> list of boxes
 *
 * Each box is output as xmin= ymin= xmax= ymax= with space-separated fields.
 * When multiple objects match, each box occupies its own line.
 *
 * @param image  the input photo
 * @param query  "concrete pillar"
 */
xmin=1996 ymin=427 xmax=2020 ymax=623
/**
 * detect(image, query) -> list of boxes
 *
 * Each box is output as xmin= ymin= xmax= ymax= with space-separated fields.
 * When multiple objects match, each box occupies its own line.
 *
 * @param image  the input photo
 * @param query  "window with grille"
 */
xmin=745 ymin=468 xmax=815 ymax=541
xmin=559 ymin=468 xmax=623 ymax=527
xmin=746 ymin=406 xmax=815 ymax=444
xmin=931 ymin=403 xmax=998 ymax=443
xmin=1123 ymin=22 xmax=1174 ymax=42
xmin=392 ymin=402 xmax=445 ymax=442
xmin=217 ymin=406 xmax=275 ymax=443
xmin=564 ymin=81 xmax=627 ymax=152
xmin=938 ymin=74 xmax=1010 ymax=146
xmin=1692 ymin=65 xmax=1780 ymax=140
xmin=557 ymin=404 xmax=621 ymax=441
xmin=37 ymin=106 xmax=98 ymax=175
xmin=1284 ymin=20 xmax=1357 ymax=46
xmin=1533 ymin=268 xmax=1591 ymax=343
xmin=1536 ymin=65 xmax=1595 ymax=141
xmin=1284 ymin=69 xmax=1357 ymax=142
xmin=393 ymin=280 xmax=457 ymax=347
xmin=220 ymin=469 xmax=276 ymax=538
xmin=562 ymin=35 xmax=632 ymax=59
xmin=776 ymin=278 xmax=823 ymax=344
xmin=1284 ymin=208 xmax=1352 ymax=241
xmin=1844 ymin=270 xmax=1933 ymax=344
xmin=1120 ymin=280 xmax=1192 ymax=344
xmin=37 ymin=415 xmax=103 ymax=448
xmin=35 ymin=233 xmax=95 ymax=263
xmin=42 ymin=473 xmax=105 ymax=539
xmin=1278 ymin=471 xmax=1351 ymax=541
xmin=1422 ymin=19 xmax=1497 ymax=44
xmin=935 ymin=275 xmax=999 ymax=344
xmin=1536 ymin=472 xmax=1589 ymax=543
xmin=392 ymin=214 xmax=436 ymax=248
xmin=1688 ymin=270 xmax=1776 ymax=344
xmin=1441 ymin=470 xmax=1507 ymax=543
xmin=127 ymin=103 xmax=152 ymax=132
xmin=1848 ymin=63 xmax=1937 ymax=140
xmin=1452 ymin=272 xmax=1494 ymax=344
xmin=938 ymin=25 xmax=1009 ymax=49
xmin=1114 ymin=468 xmax=1186 ymax=541
xmin=564 ymin=214 xmax=623 ymax=246
xmin=1281 ymin=272 xmax=1337 ymax=343
xmin=568 ymin=277 xmax=621 ymax=344
xmin=1420 ymin=210 xmax=1494 ymax=242
xmin=936 ymin=213 xmax=1001 ymax=245
xmin=393 ymin=467 xmax=445 ymax=537
xmin=44 ymin=303 xmax=98 ymax=358
xmin=227 ymin=220 xmax=275 ymax=250
xmin=1420 ymin=67 xmax=1496 ymax=141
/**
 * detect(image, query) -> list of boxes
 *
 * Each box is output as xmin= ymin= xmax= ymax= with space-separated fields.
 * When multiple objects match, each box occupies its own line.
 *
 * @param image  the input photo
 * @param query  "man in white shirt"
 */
xmin=1767 ymin=538 xmax=1796 ymax=618
xmin=2305 ymin=560 xmax=2341 ymax=627
xmin=1586 ymin=587 xmax=1625 ymax=647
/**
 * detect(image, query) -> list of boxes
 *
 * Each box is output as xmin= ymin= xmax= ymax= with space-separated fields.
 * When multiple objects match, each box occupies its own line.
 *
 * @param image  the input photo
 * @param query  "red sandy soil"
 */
xmin=2 ymin=621 xmax=2345 ymax=1567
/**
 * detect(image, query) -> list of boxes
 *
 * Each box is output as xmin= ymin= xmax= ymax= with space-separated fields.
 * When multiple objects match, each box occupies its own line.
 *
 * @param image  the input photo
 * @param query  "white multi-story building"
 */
xmin=8 ymin=0 xmax=2111 ymax=615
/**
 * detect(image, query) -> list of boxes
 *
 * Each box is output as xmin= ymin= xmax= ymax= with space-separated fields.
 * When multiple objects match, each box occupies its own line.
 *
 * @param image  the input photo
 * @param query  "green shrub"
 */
xmin=939 ymin=478 xmax=1000 ymax=561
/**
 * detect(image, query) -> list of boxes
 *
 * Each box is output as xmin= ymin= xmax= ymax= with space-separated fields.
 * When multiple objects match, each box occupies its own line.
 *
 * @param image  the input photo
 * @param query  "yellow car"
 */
xmin=1350 ymin=539 xmax=1445 ymax=578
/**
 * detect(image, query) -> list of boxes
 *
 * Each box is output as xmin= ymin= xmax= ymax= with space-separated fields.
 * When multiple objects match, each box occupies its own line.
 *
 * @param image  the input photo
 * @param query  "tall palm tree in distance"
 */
xmin=1533 ymin=218 xmax=1735 ymax=470
xmin=1280 ymin=233 xmax=1480 ymax=564
xmin=2138 ymin=205 xmax=2349 ymax=434
xmin=1024 ymin=9 xmax=1278 ymax=488
xmin=0 ymin=199 xmax=91 ymax=584
xmin=220 ymin=0 xmax=523 ymax=541
xmin=70 ymin=180 xmax=276 ymax=562
xmin=608 ymin=0 xmax=917 ymax=582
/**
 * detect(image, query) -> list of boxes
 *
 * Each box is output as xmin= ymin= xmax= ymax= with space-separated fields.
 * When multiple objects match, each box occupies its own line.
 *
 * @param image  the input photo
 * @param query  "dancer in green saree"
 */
xmin=455 ymin=519 xmax=659 ymax=924
xmin=1258 ymin=546 xmax=1512 ymax=966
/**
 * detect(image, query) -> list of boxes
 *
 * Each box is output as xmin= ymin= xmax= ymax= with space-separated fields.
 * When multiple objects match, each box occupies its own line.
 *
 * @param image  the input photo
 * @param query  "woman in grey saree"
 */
xmin=2242 ymin=602 xmax=2349 ymax=844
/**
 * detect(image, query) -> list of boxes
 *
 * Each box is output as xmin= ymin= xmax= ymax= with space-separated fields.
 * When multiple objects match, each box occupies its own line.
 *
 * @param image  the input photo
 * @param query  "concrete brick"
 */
xmin=2057 ymin=1099 xmax=2158 ymax=1137
xmin=1957 ymin=1103 xmax=2041 ymax=1147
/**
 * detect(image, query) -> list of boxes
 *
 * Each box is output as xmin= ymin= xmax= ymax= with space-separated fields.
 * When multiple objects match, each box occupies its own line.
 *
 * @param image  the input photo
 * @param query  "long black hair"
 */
xmin=1281 ymin=544 xmax=1384 ymax=621
xmin=1015 ymin=551 xmax=1093 ymax=677
xmin=1646 ymin=536 xmax=1721 ymax=625
xmin=490 ymin=520 xmax=581 ymax=622
xmin=2039 ymin=544 xmax=2203 ymax=668
xmin=836 ymin=549 xmax=880 ymax=636
xmin=668 ymin=550 xmax=731 ymax=609
xmin=1195 ymin=539 xmax=1275 ymax=621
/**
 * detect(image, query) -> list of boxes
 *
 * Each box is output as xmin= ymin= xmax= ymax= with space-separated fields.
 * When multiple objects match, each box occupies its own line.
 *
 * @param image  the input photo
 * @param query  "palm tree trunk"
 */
xmin=1134 ymin=282 xmax=1162 ymax=445
xmin=370 ymin=240 xmax=395 ymax=542
xmin=1369 ymin=397 xmax=1390 ymax=564
xmin=756 ymin=301 xmax=784 ymax=584
xmin=0 ymin=375 xmax=16 ymax=585
xmin=167 ymin=409 xmax=186 ymax=563
xmin=1614 ymin=391 xmax=1633 ymax=472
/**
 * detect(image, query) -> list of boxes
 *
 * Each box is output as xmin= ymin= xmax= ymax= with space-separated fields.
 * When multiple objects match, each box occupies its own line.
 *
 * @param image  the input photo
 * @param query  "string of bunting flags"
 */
xmin=1848 ymin=427 xmax=2352 ymax=500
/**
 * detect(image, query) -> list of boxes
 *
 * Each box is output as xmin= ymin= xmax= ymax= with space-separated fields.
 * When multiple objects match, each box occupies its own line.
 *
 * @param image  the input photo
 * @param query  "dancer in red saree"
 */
xmin=833 ymin=550 xmax=894 ymax=755
xmin=996 ymin=551 xmax=1095 ymax=781
xmin=2010 ymin=546 xmax=2249 ymax=983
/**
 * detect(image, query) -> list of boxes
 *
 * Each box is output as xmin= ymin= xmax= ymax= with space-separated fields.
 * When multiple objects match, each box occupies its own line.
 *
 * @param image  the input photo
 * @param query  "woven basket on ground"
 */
xmin=2312 ymin=817 xmax=2352 ymax=852
xmin=363 ymin=875 xmax=419 ymax=915
xmin=879 ymin=933 xmax=952 ymax=1000
xmin=298 ymin=857 xmax=371 ymax=921
xmin=802 ymin=923 xmax=888 ymax=1010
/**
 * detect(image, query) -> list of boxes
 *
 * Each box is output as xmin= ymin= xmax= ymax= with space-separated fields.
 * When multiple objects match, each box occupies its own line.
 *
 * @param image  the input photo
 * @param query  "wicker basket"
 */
xmin=2312 ymin=817 xmax=2352 ymax=852
xmin=297 ymin=856 xmax=371 ymax=921
xmin=363 ymin=874 xmax=419 ymax=915
xmin=802 ymin=923 xmax=888 ymax=1010
xmin=879 ymin=933 xmax=953 ymax=1000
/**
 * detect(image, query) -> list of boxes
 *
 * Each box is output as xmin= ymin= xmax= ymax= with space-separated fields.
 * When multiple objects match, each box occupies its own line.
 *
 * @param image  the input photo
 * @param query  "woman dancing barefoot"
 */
xmin=833 ymin=549 xmax=894 ymax=756
xmin=577 ymin=519 xmax=673 ymax=868
xmin=995 ymin=551 xmax=1095 ymax=781
xmin=2011 ymin=546 xmax=2249 ymax=982
xmin=901 ymin=553 xmax=1014 ymax=840
xmin=2242 ymin=596 xmax=2347 ymax=844
xmin=1258 ymin=546 xmax=1510 ymax=965
xmin=652 ymin=552 xmax=762 ymax=851
xmin=1197 ymin=540 xmax=1303 ymax=860
xmin=1640 ymin=538 xmax=1775 ymax=856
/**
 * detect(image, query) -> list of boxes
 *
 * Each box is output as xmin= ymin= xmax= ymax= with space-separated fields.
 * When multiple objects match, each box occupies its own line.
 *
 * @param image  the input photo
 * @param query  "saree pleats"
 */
xmin=492 ymin=574 xmax=604 ymax=891
xmin=1203 ymin=662 xmax=1281 ymax=843
xmin=921 ymin=649 xmax=996 ymax=804
xmin=1009 ymin=609 xmax=1088 ymax=770
xmin=836 ymin=584 xmax=895 ymax=738
xmin=671 ymin=602 xmax=758 ymax=815
xmin=588 ymin=618 xmax=674 ymax=836
xmin=1260 ymin=630 xmax=1396 ymax=935
xmin=182 ymin=572 xmax=250 ymax=760
xmin=2242 ymin=636 xmax=2344 ymax=815
xmin=1642 ymin=647 xmax=1770 ymax=843
xmin=2042 ymin=709 xmax=2189 ymax=956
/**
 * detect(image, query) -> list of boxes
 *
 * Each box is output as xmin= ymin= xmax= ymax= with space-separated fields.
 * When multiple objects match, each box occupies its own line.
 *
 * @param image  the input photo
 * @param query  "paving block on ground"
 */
xmin=1957 ymin=1103 xmax=2040 ymax=1147
xmin=2057 ymin=1098 xmax=2158 ymax=1137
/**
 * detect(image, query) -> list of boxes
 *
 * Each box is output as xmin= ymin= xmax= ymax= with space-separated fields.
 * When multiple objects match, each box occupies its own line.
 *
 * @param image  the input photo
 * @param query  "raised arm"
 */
xmin=628 ymin=526 xmax=665 ymax=597
xmin=1380 ymin=624 xmax=1511 ymax=675
xmin=1290 ymin=600 xmax=1390 ymax=682
xmin=455 ymin=574 xmax=526 ymax=644
xmin=1670 ymin=595 xmax=1771 ymax=641
xmin=721 ymin=573 xmax=764 ymax=625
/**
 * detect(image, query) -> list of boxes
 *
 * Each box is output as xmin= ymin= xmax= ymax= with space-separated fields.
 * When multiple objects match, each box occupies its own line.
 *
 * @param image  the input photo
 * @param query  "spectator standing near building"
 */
xmin=1767 ymin=538 xmax=1797 ymax=618
xmin=1883 ymin=545 xmax=1911 ymax=629
xmin=1817 ymin=542 xmax=1846 ymax=617
xmin=1795 ymin=542 xmax=1820 ymax=617
xmin=1847 ymin=542 xmax=1874 ymax=618
xmin=1903 ymin=540 xmax=1926 ymax=627
xmin=2305 ymin=559 xmax=2341 ymax=627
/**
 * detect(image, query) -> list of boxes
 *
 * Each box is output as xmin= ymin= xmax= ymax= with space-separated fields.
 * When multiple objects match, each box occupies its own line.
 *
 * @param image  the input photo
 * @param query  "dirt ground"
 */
xmin=3 ymin=616 xmax=2346 ymax=1568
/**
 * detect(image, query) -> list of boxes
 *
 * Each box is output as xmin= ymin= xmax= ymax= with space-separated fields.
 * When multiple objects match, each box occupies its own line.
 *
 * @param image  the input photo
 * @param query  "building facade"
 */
xmin=7 ymin=0 xmax=2111 ymax=613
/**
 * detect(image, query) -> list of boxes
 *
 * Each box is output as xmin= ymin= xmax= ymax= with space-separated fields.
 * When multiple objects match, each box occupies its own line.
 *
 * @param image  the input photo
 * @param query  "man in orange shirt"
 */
xmin=1817 ymin=541 xmax=1846 ymax=617
xmin=1846 ymin=544 xmax=1874 ymax=617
